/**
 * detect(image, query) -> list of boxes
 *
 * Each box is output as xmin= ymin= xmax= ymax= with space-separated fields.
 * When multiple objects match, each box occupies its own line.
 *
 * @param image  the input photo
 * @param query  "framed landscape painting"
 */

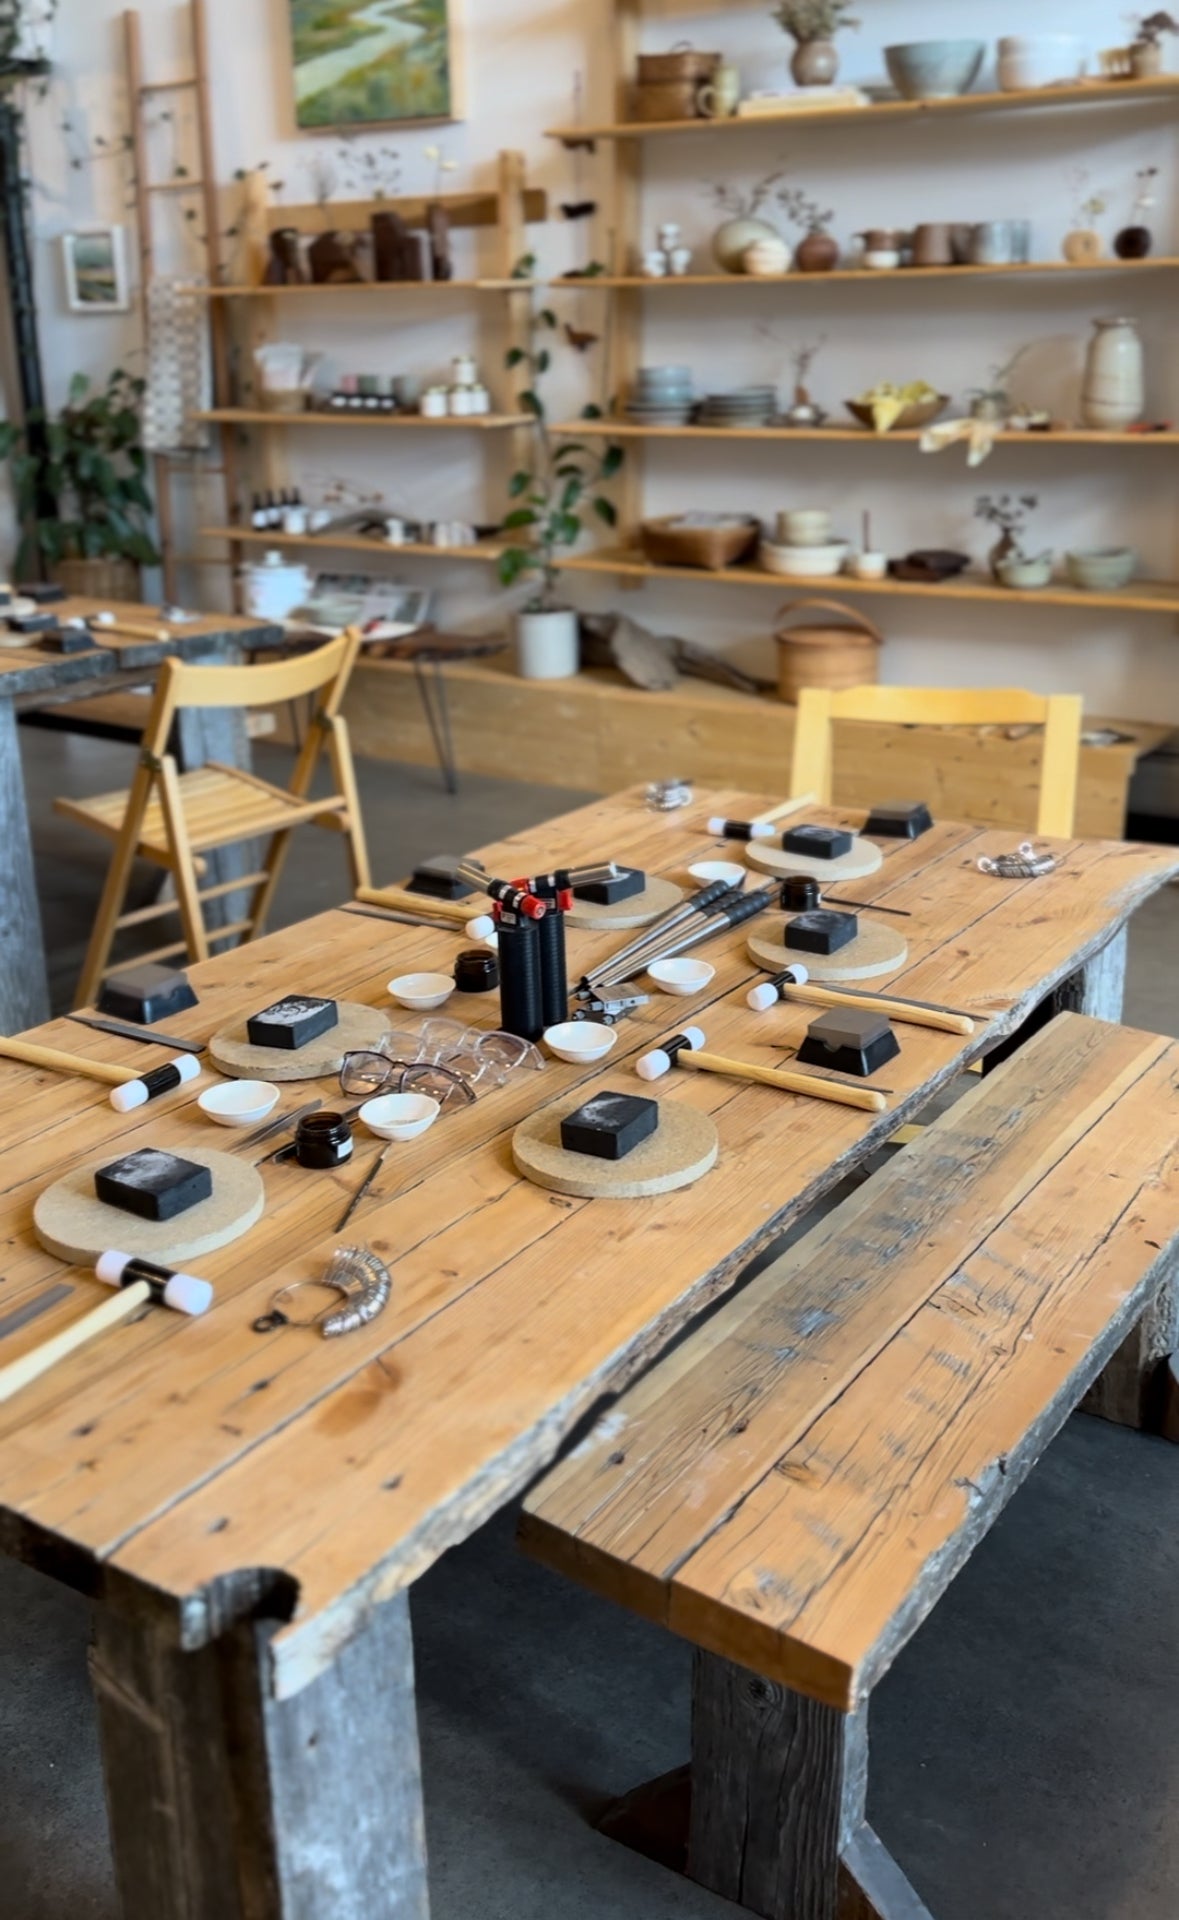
xmin=286 ymin=0 xmax=459 ymax=130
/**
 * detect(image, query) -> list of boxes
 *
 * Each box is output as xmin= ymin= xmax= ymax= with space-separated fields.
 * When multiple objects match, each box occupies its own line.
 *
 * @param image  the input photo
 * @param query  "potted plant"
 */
xmin=1131 ymin=11 xmax=1178 ymax=75
xmin=974 ymin=492 xmax=1052 ymax=589
xmin=772 ymin=0 xmax=859 ymax=86
xmin=1062 ymin=167 xmax=1108 ymax=263
xmin=779 ymin=186 xmax=839 ymax=271
xmin=498 ymin=309 xmax=622 ymax=679
xmin=0 ymin=368 xmax=160 ymax=598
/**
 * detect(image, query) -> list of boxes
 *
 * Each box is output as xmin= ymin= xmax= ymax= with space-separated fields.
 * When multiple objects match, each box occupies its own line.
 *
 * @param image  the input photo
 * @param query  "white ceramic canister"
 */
xmin=1081 ymin=317 xmax=1144 ymax=430
xmin=452 ymin=352 xmax=478 ymax=385
xmin=420 ymin=385 xmax=449 ymax=418
xmin=448 ymin=384 xmax=476 ymax=416
xmin=997 ymin=34 xmax=1087 ymax=92
xmin=516 ymin=607 xmax=579 ymax=680
xmin=240 ymin=552 xmax=312 ymax=621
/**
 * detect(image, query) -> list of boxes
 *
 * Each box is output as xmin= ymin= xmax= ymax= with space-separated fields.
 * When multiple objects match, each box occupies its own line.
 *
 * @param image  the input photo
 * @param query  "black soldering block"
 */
xmin=7 ymin=611 xmax=58 ymax=635
xmin=782 ymin=823 xmax=854 ymax=861
xmin=785 ymin=909 xmax=859 ymax=957
xmin=247 ymin=995 xmax=338 ymax=1050
xmin=39 ymin=625 xmax=93 ymax=654
xmin=99 ymin=963 xmax=198 ymax=1024
xmin=797 ymin=1008 xmax=901 ymax=1079
xmin=573 ymin=866 xmax=646 ymax=906
xmin=864 ymin=800 xmax=933 ymax=840
xmin=17 ymin=581 xmax=66 ymax=604
xmin=95 ymin=1148 xmax=212 ymax=1223
xmin=407 ymin=854 xmax=478 ymax=901
xmin=560 ymin=1091 xmax=659 ymax=1162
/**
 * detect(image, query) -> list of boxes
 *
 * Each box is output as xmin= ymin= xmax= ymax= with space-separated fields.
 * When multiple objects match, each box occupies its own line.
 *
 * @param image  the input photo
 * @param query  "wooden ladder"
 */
xmin=124 ymin=0 xmax=238 ymax=605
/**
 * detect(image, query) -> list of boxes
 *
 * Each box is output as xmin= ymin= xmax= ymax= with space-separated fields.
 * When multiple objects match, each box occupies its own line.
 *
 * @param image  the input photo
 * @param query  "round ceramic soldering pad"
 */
xmin=513 ymin=1093 xmax=718 ymax=1199
xmin=748 ymin=917 xmax=908 ymax=983
xmin=564 ymin=874 xmax=684 ymax=932
xmin=744 ymin=836 xmax=883 ymax=884
xmin=34 ymin=1146 xmax=265 ymax=1267
xmin=209 ymin=1000 xmax=390 ymax=1082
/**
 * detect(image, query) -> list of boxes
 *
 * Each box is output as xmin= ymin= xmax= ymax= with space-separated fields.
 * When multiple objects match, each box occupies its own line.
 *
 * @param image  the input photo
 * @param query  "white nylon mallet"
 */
xmin=0 ymin=1253 xmax=213 ymax=1404
xmin=636 ymin=1027 xmax=887 ymax=1114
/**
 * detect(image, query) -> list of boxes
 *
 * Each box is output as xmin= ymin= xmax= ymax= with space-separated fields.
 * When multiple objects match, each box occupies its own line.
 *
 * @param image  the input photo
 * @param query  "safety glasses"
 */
xmin=340 ymin=1027 xmax=543 ymax=1111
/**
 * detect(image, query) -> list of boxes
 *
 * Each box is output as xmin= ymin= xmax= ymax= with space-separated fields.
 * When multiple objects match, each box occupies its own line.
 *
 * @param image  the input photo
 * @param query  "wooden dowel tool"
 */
xmin=750 ymin=791 xmax=818 ymax=826
xmin=636 ymin=1027 xmax=887 ymax=1113
xmin=0 ymin=1036 xmax=138 ymax=1087
xmin=355 ymin=885 xmax=489 ymax=926
xmin=746 ymin=967 xmax=975 ymax=1036
xmin=0 ymin=1254 xmax=212 ymax=1405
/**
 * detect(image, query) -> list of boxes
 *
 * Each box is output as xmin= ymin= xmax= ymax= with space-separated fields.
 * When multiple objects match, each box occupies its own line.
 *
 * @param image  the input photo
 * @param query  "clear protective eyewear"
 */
xmin=339 ymin=1026 xmax=542 ymax=1110
xmin=339 ymin=1050 xmax=476 ymax=1112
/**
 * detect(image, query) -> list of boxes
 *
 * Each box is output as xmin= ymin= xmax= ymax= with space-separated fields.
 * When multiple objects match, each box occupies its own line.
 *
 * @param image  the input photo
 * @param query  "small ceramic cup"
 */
xmin=419 ymin=386 xmax=448 ymax=418
xmin=850 ymin=551 xmax=888 ymax=580
xmin=385 ymin=517 xmax=409 ymax=546
xmin=668 ymin=246 xmax=694 ymax=275
xmin=393 ymin=374 xmax=421 ymax=409
xmin=282 ymin=506 xmax=308 ymax=536
xmin=779 ymin=507 xmax=831 ymax=547
xmin=641 ymin=250 xmax=668 ymax=277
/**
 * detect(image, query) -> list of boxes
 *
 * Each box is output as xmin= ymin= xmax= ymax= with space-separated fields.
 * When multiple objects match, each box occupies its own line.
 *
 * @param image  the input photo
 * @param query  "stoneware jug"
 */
xmin=697 ymin=62 xmax=740 ymax=116
xmin=1081 ymin=316 xmax=1144 ymax=430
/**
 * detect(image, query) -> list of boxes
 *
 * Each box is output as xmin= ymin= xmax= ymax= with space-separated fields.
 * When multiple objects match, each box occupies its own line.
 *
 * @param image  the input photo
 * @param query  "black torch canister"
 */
xmin=496 ymin=898 xmax=546 ymax=1041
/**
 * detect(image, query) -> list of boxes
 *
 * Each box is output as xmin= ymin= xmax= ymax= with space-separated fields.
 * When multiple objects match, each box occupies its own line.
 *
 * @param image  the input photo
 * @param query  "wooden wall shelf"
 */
xmin=572 ymin=258 xmax=1179 ymax=290
xmin=562 ymin=549 xmax=1179 ymax=616
xmin=199 ymin=525 xmax=503 ymax=564
xmin=196 ymin=409 xmax=530 ymax=431
xmin=557 ymin=420 xmax=1179 ymax=446
xmin=196 ymin=279 xmax=532 ymax=298
xmin=548 ymin=74 xmax=1179 ymax=143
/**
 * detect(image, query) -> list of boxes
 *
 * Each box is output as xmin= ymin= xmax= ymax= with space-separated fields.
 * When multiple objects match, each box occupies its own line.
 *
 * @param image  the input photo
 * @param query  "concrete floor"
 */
xmin=5 ymin=727 xmax=1179 ymax=1920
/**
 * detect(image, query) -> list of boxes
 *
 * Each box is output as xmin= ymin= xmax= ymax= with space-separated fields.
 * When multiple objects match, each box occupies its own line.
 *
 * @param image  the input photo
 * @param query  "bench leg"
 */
xmin=90 ymin=1591 xmax=429 ymax=1920
xmin=689 ymin=1651 xmax=932 ymax=1920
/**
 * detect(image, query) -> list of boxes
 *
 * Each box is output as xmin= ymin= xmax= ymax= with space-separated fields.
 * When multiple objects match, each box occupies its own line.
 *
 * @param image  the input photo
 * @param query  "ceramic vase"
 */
xmin=795 ymin=228 xmax=839 ymax=272
xmin=1062 ymin=228 xmax=1102 ymax=265
xmin=713 ymin=215 xmax=781 ymax=272
xmin=791 ymin=38 xmax=838 ymax=86
xmin=1081 ymin=317 xmax=1144 ymax=430
xmin=516 ymin=607 xmax=579 ymax=680
xmin=1131 ymin=39 xmax=1163 ymax=77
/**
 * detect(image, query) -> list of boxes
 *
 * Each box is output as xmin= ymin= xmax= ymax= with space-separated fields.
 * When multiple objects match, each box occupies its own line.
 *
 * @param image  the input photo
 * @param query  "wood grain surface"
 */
xmin=523 ymin=1013 xmax=1179 ymax=1711
xmin=0 ymin=788 xmax=1174 ymax=1702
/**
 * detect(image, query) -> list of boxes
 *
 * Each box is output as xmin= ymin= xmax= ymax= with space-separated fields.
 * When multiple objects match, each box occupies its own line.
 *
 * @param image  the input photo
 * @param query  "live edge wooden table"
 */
xmin=0 ymin=788 xmax=1176 ymax=1920
xmin=0 ymin=598 xmax=282 ymax=1035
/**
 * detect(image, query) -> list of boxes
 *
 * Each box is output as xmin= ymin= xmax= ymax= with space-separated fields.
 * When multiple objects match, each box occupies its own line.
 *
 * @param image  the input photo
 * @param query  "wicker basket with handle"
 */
xmin=773 ymin=599 xmax=883 ymax=703
xmin=636 ymin=46 xmax=720 ymax=83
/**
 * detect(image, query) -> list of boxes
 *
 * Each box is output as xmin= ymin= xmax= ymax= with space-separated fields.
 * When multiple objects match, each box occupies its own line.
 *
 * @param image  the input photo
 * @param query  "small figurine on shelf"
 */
xmin=975 ymin=493 xmax=1052 ymax=590
xmin=1115 ymin=164 xmax=1160 ymax=258
xmin=1062 ymin=167 xmax=1108 ymax=263
xmin=772 ymin=0 xmax=860 ymax=87
xmin=1130 ymin=11 xmax=1179 ymax=76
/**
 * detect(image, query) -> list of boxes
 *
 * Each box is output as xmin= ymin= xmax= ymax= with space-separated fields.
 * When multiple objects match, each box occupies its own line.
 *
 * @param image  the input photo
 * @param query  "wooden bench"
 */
xmin=521 ymin=1011 xmax=1179 ymax=1920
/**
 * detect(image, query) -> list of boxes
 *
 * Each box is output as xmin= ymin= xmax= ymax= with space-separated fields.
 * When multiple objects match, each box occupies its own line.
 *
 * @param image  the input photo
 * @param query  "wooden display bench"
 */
xmin=339 ymin=651 xmax=1170 ymax=837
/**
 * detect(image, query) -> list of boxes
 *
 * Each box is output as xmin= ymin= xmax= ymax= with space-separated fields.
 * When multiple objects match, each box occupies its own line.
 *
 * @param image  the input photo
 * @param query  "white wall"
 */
xmin=17 ymin=0 xmax=1179 ymax=717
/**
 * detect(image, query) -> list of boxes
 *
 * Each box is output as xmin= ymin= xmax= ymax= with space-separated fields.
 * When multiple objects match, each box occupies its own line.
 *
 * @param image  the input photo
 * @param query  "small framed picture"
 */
xmin=62 ymin=226 xmax=130 ymax=313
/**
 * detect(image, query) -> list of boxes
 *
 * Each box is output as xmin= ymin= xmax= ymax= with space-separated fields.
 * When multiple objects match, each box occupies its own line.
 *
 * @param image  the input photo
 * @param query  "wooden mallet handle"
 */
xmin=779 ymin=982 xmax=974 ymax=1037
xmin=684 ymin=1048 xmax=887 ymax=1113
xmin=0 ymin=1283 xmax=149 ymax=1404
xmin=355 ymin=885 xmax=486 ymax=923
xmin=0 ymin=1036 xmax=138 ymax=1086
xmin=750 ymin=791 xmax=817 ymax=827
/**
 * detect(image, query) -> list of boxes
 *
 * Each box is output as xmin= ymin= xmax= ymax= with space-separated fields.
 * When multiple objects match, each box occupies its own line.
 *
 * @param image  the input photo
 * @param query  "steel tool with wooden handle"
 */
xmin=636 ymin=1027 xmax=887 ymax=1113
xmin=0 ymin=1253 xmax=212 ymax=1404
xmin=355 ymin=886 xmax=494 ymax=936
xmin=746 ymin=968 xmax=975 ymax=1037
xmin=0 ymin=1037 xmax=139 ymax=1087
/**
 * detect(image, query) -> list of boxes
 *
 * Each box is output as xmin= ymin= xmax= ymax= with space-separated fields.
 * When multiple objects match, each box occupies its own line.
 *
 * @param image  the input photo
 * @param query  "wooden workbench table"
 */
xmin=0 ymin=597 xmax=283 ymax=1034
xmin=0 ymin=787 xmax=1175 ymax=1919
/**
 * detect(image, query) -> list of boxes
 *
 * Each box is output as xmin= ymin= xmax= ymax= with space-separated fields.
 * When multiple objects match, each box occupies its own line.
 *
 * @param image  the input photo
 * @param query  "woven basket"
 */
xmin=641 ymin=515 xmax=760 ymax=571
xmin=633 ymin=78 xmax=703 ymax=121
xmin=773 ymin=599 xmax=883 ymax=703
xmin=52 ymin=557 xmax=141 ymax=604
xmin=259 ymin=388 xmax=309 ymax=414
xmin=636 ymin=47 xmax=719 ymax=83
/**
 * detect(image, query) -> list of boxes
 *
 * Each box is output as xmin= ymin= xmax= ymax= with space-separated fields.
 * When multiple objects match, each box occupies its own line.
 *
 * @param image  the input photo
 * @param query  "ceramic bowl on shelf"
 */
xmin=884 ymin=40 xmax=985 ymax=100
xmin=544 ymin=1021 xmax=618 ymax=1065
xmin=1065 ymin=547 xmax=1137 ymax=592
xmin=388 ymin=972 xmax=455 ymax=1011
xmin=687 ymin=859 xmax=746 ymax=890
xmin=845 ymin=394 xmax=949 ymax=433
xmin=997 ymin=33 xmax=1088 ymax=92
xmin=359 ymin=1092 xmax=441 ymax=1141
xmin=198 ymin=1080 xmax=280 ymax=1128
xmin=759 ymin=538 xmax=850 ymax=579
xmin=996 ymin=552 xmax=1055 ymax=590
xmin=647 ymin=957 xmax=717 ymax=996
xmin=777 ymin=508 xmax=831 ymax=547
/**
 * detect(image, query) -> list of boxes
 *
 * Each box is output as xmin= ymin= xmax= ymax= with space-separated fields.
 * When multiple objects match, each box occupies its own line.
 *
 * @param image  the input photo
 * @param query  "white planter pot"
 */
xmin=516 ymin=607 xmax=579 ymax=680
xmin=1081 ymin=316 xmax=1144 ymax=431
xmin=997 ymin=34 xmax=1088 ymax=91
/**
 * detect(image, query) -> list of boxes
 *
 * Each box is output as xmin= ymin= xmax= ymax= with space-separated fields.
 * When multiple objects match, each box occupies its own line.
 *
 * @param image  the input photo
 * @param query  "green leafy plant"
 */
xmin=0 ymin=0 xmax=56 ymax=66
xmin=1134 ymin=11 xmax=1179 ymax=47
xmin=772 ymin=0 xmax=858 ymax=44
xmin=0 ymin=368 xmax=160 ymax=574
xmin=497 ymin=306 xmax=622 ymax=611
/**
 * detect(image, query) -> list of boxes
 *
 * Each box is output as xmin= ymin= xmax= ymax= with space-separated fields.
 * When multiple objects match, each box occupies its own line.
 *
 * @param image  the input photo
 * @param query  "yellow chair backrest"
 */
xmin=789 ymin=684 xmax=1084 ymax=838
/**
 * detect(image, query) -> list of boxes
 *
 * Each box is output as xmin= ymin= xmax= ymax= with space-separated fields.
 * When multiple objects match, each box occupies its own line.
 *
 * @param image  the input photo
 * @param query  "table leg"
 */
xmin=174 ymin=643 xmax=260 ymax=941
xmin=90 ymin=1590 xmax=430 ymax=1920
xmin=1048 ymin=923 xmax=1127 ymax=1023
xmin=412 ymin=656 xmax=458 ymax=795
xmin=0 ymin=696 xmax=51 ymax=1033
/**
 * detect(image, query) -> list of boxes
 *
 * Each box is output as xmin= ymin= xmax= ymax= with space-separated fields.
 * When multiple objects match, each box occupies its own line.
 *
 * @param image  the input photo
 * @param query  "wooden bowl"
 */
xmin=640 ymin=514 xmax=761 ymax=570
xmin=845 ymin=394 xmax=949 ymax=434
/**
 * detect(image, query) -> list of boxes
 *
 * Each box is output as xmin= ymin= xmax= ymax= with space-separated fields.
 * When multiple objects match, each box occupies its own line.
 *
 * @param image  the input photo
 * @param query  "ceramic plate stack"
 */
xmin=695 ymin=386 xmax=778 ymax=429
xmin=626 ymin=365 xmax=694 ymax=427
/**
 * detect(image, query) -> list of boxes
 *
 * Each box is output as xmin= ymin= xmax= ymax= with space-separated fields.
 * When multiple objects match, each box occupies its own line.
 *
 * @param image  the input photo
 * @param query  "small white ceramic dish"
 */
xmin=359 ymin=1092 xmax=441 ymax=1141
xmin=759 ymin=539 xmax=850 ymax=578
xmin=198 ymin=1080 xmax=280 ymax=1127
xmin=388 ymin=971 xmax=454 ymax=1011
xmin=647 ymin=958 xmax=717 ymax=996
xmin=544 ymin=1021 xmax=618 ymax=1065
xmin=688 ymin=860 xmax=746 ymax=890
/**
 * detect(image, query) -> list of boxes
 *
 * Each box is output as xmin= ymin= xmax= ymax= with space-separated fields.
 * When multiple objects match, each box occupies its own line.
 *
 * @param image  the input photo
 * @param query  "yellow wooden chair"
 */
xmin=59 ymin=630 xmax=372 ymax=1008
xmin=790 ymin=685 xmax=1085 ymax=838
